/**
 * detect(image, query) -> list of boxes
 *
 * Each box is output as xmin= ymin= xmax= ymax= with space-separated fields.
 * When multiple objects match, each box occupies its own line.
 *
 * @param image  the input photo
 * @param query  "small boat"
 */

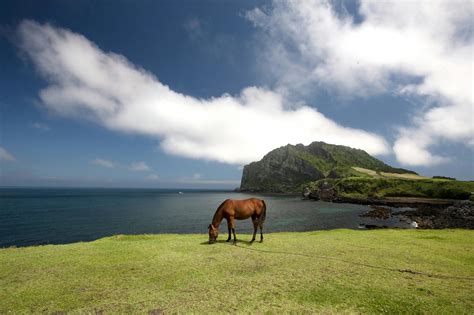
xmin=178 ymin=191 xmax=184 ymax=195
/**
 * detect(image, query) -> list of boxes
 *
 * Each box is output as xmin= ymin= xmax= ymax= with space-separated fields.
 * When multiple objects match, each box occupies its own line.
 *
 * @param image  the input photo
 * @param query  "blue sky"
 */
xmin=0 ymin=0 xmax=473 ymax=188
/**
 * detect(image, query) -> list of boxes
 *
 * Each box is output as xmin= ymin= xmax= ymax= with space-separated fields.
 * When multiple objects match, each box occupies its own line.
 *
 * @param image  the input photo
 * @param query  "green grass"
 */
xmin=352 ymin=167 xmax=429 ymax=180
xmin=308 ymin=177 xmax=474 ymax=200
xmin=1 ymin=230 xmax=473 ymax=314
xmin=288 ymin=144 xmax=414 ymax=180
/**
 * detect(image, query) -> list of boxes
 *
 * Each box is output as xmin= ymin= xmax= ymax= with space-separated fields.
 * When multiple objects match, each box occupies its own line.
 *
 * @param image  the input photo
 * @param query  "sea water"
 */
xmin=1 ymin=187 xmax=389 ymax=248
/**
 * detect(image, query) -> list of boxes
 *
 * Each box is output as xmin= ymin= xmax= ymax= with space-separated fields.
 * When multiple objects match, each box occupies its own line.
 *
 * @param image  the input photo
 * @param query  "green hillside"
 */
xmin=1 ymin=230 xmax=473 ymax=313
xmin=240 ymin=141 xmax=415 ymax=193
xmin=305 ymin=173 xmax=474 ymax=200
xmin=294 ymin=142 xmax=414 ymax=176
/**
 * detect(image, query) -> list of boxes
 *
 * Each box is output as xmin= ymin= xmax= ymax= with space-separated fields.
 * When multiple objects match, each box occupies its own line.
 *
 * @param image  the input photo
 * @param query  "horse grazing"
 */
xmin=208 ymin=198 xmax=266 ymax=245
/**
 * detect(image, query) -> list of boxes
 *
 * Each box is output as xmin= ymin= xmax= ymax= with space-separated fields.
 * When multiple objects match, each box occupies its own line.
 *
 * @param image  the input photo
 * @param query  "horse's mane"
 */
xmin=211 ymin=199 xmax=228 ymax=223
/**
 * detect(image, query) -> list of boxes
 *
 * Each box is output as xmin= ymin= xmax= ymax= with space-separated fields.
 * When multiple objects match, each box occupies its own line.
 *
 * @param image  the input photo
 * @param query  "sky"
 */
xmin=0 ymin=0 xmax=473 ymax=188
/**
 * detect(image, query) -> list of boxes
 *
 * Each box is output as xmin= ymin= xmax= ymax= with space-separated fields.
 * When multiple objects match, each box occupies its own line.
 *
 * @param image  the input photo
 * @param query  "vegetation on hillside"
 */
xmin=433 ymin=176 xmax=456 ymax=180
xmin=306 ymin=177 xmax=474 ymax=200
xmin=1 ymin=230 xmax=473 ymax=313
xmin=240 ymin=142 xmax=416 ymax=193
xmin=240 ymin=142 xmax=472 ymax=200
xmin=291 ymin=142 xmax=415 ymax=177
xmin=352 ymin=167 xmax=428 ymax=180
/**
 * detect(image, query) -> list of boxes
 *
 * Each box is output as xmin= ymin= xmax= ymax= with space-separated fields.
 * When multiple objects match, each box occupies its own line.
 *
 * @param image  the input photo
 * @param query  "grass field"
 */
xmin=352 ymin=167 xmax=429 ymax=180
xmin=1 ymin=230 xmax=473 ymax=313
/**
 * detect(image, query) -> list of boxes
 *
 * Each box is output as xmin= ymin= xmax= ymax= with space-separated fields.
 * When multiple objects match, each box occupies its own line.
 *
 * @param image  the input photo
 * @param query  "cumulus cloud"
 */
xmin=0 ymin=147 xmax=15 ymax=162
xmin=17 ymin=20 xmax=389 ymax=165
xmin=129 ymin=161 xmax=152 ymax=172
xmin=92 ymin=158 xmax=116 ymax=168
xmin=246 ymin=0 xmax=474 ymax=166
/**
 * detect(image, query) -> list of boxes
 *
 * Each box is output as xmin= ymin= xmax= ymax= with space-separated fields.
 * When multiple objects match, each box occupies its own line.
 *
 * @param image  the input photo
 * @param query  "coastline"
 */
xmin=325 ymin=196 xmax=473 ymax=229
xmin=241 ymin=189 xmax=474 ymax=229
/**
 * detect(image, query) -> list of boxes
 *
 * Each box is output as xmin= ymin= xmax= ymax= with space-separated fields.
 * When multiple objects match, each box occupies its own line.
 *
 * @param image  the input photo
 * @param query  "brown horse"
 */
xmin=208 ymin=198 xmax=266 ymax=245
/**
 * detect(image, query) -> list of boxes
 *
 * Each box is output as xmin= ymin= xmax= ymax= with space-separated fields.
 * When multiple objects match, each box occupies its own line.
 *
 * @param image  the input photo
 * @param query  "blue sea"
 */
xmin=0 ymin=188 xmax=403 ymax=248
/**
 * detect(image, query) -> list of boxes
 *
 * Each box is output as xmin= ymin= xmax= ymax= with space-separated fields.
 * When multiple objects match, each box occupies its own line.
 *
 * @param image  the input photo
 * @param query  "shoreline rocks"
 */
xmin=357 ymin=200 xmax=474 ymax=229
xmin=303 ymin=184 xmax=473 ymax=229
xmin=393 ymin=201 xmax=474 ymax=229
xmin=359 ymin=205 xmax=392 ymax=220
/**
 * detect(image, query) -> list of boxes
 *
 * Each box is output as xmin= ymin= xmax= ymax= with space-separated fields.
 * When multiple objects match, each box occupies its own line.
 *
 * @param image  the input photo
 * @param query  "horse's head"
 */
xmin=208 ymin=224 xmax=218 ymax=244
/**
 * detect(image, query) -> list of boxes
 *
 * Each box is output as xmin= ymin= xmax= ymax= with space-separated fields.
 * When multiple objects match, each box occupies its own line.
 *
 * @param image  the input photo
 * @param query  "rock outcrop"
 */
xmin=240 ymin=145 xmax=325 ymax=193
xmin=360 ymin=205 xmax=392 ymax=220
xmin=393 ymin=201 xmax=474 ymax=229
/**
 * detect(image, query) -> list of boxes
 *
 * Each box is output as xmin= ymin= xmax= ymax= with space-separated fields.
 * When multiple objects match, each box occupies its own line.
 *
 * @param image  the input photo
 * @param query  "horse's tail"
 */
xmin=259 ymin=199 xmax=266 ymax=227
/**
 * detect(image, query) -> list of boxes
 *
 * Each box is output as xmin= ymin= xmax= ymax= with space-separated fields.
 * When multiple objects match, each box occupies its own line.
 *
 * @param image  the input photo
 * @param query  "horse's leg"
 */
xmin=259 ymin=224 xmax=264 ymax=243
xmin=251 ymin=216 xmax=258 ymax=243
xmin=232 ymin=228 xmax=237 ymax=245
xmin=226 ymin=219 xmax=232 ymax=242
xmin=229 ymin=217 xmax=237 ymax=245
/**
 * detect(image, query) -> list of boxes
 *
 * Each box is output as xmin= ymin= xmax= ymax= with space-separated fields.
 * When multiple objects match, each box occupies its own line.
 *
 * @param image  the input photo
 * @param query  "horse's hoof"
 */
xmin=226 ymin=239 xmax=230 ymax=242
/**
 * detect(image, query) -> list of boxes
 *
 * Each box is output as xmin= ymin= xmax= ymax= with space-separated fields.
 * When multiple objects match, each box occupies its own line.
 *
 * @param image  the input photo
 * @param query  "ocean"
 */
xmin=0 ymin=188 xmax=402 ymax=248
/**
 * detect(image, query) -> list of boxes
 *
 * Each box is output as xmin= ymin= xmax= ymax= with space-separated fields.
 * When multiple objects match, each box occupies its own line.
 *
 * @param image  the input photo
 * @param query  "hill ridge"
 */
xmin=240 ymin=141 xmax=415 ymax=193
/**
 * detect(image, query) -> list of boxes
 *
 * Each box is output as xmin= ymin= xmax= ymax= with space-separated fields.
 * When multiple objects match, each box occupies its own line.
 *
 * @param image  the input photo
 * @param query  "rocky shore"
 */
xmin=359 ymin=205 xmax=392 ymax=220
xmin=302 ymin=185 xmax=473 ymax=229
xmin=393 ymin=201 xmax=474 ymax=229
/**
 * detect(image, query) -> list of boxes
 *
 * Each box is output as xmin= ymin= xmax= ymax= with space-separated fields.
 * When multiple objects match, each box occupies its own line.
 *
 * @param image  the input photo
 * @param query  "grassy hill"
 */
xmin=239 ymin=142 xmax=473 ymax=200
xmin=305 ymin=168 xmax=474 ymax=200
xmin=240 ymin=142 xmax=416 ymax=193
xmin=288 ymin=142 xmax=414 ymax=177
xmin=1 ymin=230 xmax=473 ymax=313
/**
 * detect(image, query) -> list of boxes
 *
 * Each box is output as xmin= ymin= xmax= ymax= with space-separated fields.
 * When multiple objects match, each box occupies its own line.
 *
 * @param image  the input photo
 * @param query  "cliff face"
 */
xmin=240 ymin=141 xmax=415 ymax=193
xmin=241 ymin=146 xmax=325 ymax=193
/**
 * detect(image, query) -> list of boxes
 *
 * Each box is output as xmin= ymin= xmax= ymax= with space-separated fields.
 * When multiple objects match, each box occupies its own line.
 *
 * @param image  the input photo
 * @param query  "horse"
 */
xmin=208 ymin=198 xmax=266 ymax=245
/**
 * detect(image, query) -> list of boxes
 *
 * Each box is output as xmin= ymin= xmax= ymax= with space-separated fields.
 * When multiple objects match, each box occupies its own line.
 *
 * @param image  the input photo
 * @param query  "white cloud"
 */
xmin=129 ymin=161 xmax=152 ymax=172
xmin=192 ymin=173 xmax=202 ymax=179
xmin=246 ymin=0 xmax=474 ymax=166
xmin=32 ymin=122 xmax=50 ymax=131
xmin=17 ymin=20 xmax=389 ymax=165
xmin=92 ymin=158 xmax=116 ymax=168
xmin=92 ymin=159 xmax=153 ymax=172
xmin=392 ymin=133 xmax=449 ymax=167
xmin=0 ymin=147 xmax=15 ymax=162
xmin=145 ymin=174 xmax=159 ymax=180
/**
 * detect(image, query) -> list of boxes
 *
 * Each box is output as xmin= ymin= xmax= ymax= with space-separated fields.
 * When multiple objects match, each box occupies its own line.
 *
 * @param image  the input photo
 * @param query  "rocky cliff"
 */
xmin=239 ymin=141 xmax=414 ymax=193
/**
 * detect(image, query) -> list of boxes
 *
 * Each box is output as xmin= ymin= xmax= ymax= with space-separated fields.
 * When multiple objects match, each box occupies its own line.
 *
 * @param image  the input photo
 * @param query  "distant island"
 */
xmin=239 ymin=141 xmax=474 ymax=228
